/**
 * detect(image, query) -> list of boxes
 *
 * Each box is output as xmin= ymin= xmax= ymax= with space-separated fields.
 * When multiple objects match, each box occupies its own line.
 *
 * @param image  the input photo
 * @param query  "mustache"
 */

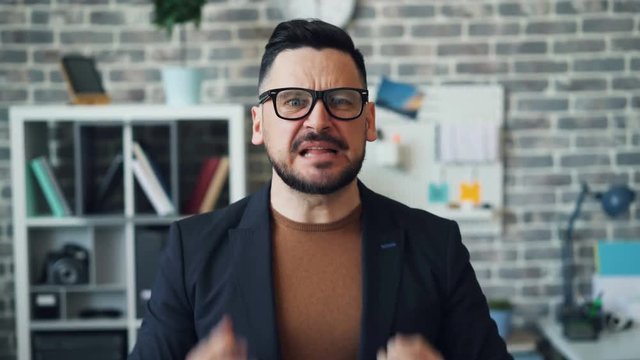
xmin=291 ymin=132 xmax=348 ymax=152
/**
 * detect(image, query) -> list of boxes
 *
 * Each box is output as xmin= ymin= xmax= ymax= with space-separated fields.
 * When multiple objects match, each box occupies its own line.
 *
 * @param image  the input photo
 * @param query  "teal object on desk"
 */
xmin=597 ymin=240 xmax=640 ymax=275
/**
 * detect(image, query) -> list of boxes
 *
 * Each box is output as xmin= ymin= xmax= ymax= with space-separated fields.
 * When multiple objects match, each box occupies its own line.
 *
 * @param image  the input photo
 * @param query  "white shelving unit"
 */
xmin=10 ymin=105 xmax=247 ymax=359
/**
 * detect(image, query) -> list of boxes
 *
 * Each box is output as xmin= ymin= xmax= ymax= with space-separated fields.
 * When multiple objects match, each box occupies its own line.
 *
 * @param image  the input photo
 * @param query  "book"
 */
xmin=198 ymin=156 xmax=229 ymax=213
xmin=93 ymin=153 xmax=124 ymax=210
xmin=29 ymin=156 xmax=72 ymax=217
xmin=132 ymin=142 xmax=175 ymax=215
xmin=184 ymin=156 xmax=221 ymax=214
xmin=131 ymin=159 xmax=173 ymax=216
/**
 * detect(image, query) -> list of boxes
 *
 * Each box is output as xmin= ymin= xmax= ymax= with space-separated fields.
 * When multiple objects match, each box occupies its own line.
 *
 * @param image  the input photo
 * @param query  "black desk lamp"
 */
xmin=560 ymin=181 xmax=636 ymax=339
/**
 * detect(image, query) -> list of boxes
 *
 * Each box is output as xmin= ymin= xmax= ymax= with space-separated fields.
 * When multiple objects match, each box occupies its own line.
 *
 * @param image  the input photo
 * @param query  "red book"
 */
xmin=184 ymin=157 xmax=220 ymax=214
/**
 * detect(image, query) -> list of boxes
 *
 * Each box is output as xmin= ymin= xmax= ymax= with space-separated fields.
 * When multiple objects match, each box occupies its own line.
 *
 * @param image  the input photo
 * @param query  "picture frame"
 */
xmin=60 ymin=54 xmax=111 ymax=105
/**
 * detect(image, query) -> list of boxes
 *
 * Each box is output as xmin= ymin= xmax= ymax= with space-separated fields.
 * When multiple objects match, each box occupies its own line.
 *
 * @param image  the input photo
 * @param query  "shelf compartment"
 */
xmin=134 ymin=225 xmax=169 ymax=319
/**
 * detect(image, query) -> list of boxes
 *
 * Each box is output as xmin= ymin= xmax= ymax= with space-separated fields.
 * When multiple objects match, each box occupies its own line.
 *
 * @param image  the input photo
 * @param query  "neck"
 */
xmin=270 ymin=174 xmax=361 ymax=224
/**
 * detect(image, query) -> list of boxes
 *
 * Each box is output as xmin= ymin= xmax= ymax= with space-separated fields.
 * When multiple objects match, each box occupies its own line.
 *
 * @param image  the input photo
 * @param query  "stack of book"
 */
xmin=184 ymin=156 xmax=230 ymax=214
xmin=131 ymin=142 xmax=175 ymax=216
xmin=29 ymin=156 xmax=72 ymax=217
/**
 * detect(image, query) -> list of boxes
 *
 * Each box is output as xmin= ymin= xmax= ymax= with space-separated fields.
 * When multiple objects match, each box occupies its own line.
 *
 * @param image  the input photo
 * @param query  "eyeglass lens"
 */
xmin=275 ymin=89 xmax=363 ymax=120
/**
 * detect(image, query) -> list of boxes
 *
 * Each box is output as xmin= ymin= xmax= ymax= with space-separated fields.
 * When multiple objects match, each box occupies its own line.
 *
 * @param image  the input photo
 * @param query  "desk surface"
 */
xmin=538 ymin=318 xmax=640 ymax=360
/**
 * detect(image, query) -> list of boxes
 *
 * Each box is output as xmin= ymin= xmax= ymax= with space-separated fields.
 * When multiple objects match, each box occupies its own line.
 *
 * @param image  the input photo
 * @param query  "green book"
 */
xmin=29 ymin=156 xmax=67 ymax=217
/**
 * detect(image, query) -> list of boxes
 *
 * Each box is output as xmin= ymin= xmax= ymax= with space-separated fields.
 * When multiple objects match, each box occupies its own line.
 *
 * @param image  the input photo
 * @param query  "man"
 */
xmin=129 ymin=19 xmax=512 ymax=360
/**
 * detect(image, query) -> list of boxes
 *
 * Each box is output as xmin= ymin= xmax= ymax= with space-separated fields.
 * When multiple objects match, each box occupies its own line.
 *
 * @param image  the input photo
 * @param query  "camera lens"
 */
xmin=51 ymin=258 xmax=80 ymax=285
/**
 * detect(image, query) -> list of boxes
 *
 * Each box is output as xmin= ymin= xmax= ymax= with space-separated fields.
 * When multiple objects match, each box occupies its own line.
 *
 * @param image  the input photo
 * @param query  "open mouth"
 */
xmin=300 ymin=146 xmax=338 ymax=157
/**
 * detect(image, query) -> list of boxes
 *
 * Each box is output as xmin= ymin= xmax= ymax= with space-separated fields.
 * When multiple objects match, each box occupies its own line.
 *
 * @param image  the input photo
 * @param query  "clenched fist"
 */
xmin=377 ymin=334 xmax=443 ymax=360
xmin=186 ymin=316 xmax=248 ymax=360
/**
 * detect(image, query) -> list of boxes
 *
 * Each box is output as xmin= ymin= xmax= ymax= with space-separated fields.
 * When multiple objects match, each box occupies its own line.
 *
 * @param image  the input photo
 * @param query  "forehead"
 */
xmin=262 ymin=47 xmax=363 ymax=90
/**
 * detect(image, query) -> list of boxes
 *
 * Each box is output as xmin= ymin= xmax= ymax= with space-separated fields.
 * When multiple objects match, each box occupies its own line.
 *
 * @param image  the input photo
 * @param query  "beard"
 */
xmin=265 ymin=131 xmax=365 ymax=195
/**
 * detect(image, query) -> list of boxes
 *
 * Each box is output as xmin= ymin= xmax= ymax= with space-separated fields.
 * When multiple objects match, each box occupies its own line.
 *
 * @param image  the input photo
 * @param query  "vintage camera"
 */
xmin=41 ymin=243 xmax=89 ymax=285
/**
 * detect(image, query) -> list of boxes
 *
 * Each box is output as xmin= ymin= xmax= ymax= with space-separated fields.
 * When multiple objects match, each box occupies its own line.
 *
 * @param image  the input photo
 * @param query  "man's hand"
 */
xmin=186 ymin=316 xmax=248 ymax=360
xmin=377 ymin=334 xmax=443 ymax=360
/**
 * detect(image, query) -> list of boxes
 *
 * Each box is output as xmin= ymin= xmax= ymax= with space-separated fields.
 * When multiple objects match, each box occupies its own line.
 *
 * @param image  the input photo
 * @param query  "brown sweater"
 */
xmin=271 ymin=205 xmax=363 ymax=360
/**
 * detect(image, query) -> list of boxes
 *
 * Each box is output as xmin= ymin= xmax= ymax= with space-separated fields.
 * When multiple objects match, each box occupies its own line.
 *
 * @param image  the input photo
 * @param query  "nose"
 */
xmin=303 ymin=99 xmax=333 ymax=132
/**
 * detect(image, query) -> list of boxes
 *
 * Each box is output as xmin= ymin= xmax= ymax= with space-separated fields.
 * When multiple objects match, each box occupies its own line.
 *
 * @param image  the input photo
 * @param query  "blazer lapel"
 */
xmin=358 ymin=182 xmax=405 ymax=360
xmin=227 ymin=184 xmax=280 ymax=360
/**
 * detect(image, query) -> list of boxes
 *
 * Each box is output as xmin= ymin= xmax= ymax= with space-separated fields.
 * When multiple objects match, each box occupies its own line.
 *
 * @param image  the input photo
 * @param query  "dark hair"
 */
xmin=258 ymin=19 xmax=367 ymax=91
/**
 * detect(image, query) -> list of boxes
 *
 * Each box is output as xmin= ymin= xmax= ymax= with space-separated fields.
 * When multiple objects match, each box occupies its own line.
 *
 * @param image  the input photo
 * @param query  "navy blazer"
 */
xmin=129 ymin=182 xmax=512 ymax=360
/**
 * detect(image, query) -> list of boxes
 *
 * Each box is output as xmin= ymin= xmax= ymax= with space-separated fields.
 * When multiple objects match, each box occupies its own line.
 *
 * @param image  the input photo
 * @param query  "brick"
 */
xmin=613 ymin=76 xmax=640 ymax=89
xmin=397 ymin=63 xmax=448 ymax=76
xmin=0 ymin=69 xmax=45 ymax=83
xmin=437 ymin=43 xmax=489 ymax=56
xmin=612 ymin=37 xmax=640 ymax=51
xmin=468 ymin=22 xmax=520 ymax=36
xmin=120 ymin=30 xmax=166 ymax=44
xmin=574 ymin=58 xmax=624 ymax=72
xmin=518 ymin=98 xmax=568 ymax=112
xmin=354 ymin=5 xmax=376 ymax=19
xmin=522 ymin=285 xmax=562 ymax=297
xmin=617 ymin=152 xmax=640 ymax=165
xmin=614 ymin=0 xmax=640 ymax=12
xmin=227 ymin=84 xmax=256 ymax=98
xmin=238 ymin=27 xmax=272 ymax=40
xmin=633 ymin=96 xmax=640 ymax=109
xmin=109 ymin=69 xmax=160 ymax=82
xmin=481 ymin=285 xmax=516 ymax=299
xmin=382 ymin=5 xmax=435 ymax=18
xmin=515 ymin=60 xmax=567 ymax=74
xmin=505 ymin=155 xmax=553 ymax=168
xmin=560 ymin=154 xmax=610 ymax=167
xmin=90 ymin=11 xmax=126 ymax=25
xmin=499 ymin=2 xmax=552 ymax=16
xmin=411 ymin=24 xmax=462 ymax=37
xmin=524 ymin=247 xmax=562 ymax=260
xmin=0 ymin=50 xmax=26 ymax=63
xmin=519 ymin=135 xmax=571 ymax=150
xmin=522 ymin=174 xmax=572 ymax=186
xmin=506 ymin=116 xmax=551 ymax=130
xmin=1 ymin=30 xmax=53 ymax=44
xmin=558 ymin=116 xmax=607 ymax=130
xmin=583 ymin=18 xmax=634 ymax=32
xmin=60 ymin=31 xmax=113 ymax=44
xmin=440 ymin=4 xmax=494 ymax=17
xmin=577 ymin=171 xmax=630 ymax=185
xmin=365 ymin=62 xmax=394 ymax=77
xmin=556 ymin=0 xmax=608 ymax=13
xmin=0 ymin=9 xmax=25 ymax=24
xmin=379 ymin=25 xmax=404 ymax=38
xmin=575 ymin=97 xmax=627 ymax=111
xmin=496 ymin=41 xmax=547 ymax=55
xmin=381 ymin=44 xmax=432 ymax=57
xmin=0 ymin=90 xmax=27 ymax=102
xmin=553 ymin=39 xmax=605 ymax=54
xmin=632 ymin=58 xmax=640 ymax=70
xmin=456 ymin=61 xmax=508 ymax=74
xmin=94 ymin=49 xmax=145 ymax=64
xmin=499 ymin=266 xmax=546 ymax=279
xmin=555 ymin=78 xmax=606 ymax=92
xmin=498 ymin=79 xmax=548 ymax=93
xmin=57 ymin=0 xmax=108 ymax=3
xmin=506 ymin=192 xmax=556 ymax=206
xmin=209 ymin=9 xmax=259 ymax=22
xmin=109 ymin=87 xmax=145 ymax=102
xmin=34 ymin=89 xmax=68 ymax=103
xmin=576 ymin=135 xmax=627 ymax=148
xmin=190 ymin=29 xmax=233 ymax=42
xmin=614 ymin=226 xmax=640 ymax=238
xmin=526 ymin=21 xmax=577 ymax=34
xmin=208 ymin=47 xmax=246 ymax=60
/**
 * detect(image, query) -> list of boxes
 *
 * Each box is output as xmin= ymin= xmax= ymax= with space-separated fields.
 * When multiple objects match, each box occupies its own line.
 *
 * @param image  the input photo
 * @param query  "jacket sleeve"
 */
xmin=439 ymin=221 xmax=513 ymax=360
xmin=128 ymin=222 xmax=197 ymax=360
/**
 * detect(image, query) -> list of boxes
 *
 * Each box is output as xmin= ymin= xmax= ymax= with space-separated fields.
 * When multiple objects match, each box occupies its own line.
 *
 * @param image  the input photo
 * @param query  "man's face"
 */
xmin=251 ymin=47 xmax=377 ymax=195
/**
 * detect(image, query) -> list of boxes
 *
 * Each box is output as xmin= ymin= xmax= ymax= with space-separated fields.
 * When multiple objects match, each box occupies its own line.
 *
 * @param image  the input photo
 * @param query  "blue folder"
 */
xmin=597 ymin=240 xmax=640 ymax=275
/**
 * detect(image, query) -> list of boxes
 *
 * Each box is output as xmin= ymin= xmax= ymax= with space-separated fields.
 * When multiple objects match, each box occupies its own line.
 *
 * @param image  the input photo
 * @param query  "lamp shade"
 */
xmin=599 ymin=185 xmax=636 ymax=217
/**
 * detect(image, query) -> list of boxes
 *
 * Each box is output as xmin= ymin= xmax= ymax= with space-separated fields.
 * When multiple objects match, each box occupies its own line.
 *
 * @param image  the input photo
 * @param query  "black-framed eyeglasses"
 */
xmin=258 ymin=87 xmax=369 ymax=121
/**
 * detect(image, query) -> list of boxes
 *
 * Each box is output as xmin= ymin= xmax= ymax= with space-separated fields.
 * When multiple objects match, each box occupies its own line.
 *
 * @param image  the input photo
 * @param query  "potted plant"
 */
xmin=488 ymin=299 xmax=514 ymax=339
xmin=153 ymin=0 xmax=207 ymax=105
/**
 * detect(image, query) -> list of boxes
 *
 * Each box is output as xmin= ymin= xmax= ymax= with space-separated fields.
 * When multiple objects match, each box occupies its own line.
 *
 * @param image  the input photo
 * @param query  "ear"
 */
xmin=365 ymin=102 xmax=377 ymax=142
xmin=251 ymin=105 xmax=264 ymax=145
